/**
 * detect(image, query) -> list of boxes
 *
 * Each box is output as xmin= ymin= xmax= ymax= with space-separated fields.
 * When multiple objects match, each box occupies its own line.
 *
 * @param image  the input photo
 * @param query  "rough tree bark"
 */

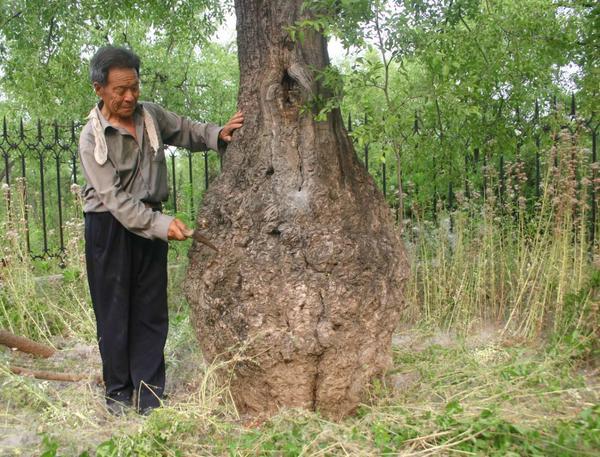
xmin=184 ymin=0 xmax=408 ymax=420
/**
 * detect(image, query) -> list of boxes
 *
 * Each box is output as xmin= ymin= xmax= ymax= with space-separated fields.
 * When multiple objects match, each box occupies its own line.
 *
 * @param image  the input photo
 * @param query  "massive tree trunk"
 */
xmin=184 ymin=0 xmax=408 ymax=420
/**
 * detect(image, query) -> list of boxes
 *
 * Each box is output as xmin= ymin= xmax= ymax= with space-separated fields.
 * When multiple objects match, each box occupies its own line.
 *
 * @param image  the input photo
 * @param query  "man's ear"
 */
xmin=93 ymin=82 xmax=103 ymax=97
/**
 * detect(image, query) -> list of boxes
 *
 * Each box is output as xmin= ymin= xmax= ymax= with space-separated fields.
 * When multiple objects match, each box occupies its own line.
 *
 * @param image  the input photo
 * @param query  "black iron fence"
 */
xmin=0 ymin=95 xmax=598 ymax=265
xmin=345 ymin=94 xmax=598 ymax=246
xmin=0 ymin=117 xmax=219 ymax=264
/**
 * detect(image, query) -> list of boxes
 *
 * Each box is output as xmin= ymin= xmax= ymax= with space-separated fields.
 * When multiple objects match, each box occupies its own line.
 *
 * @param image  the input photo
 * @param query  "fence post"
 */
xmin=204 ymin=151 xmax=209 ymax=190
xmin=432 ymin=187 xmax=438 ymax=223
xmin=2 ymin=117 xmax=12 ymax=224
xmin=382 ymin=153 xmax=387 ymax=198
xmin=37 ymin=120 xmax=49 ymax=255
xmin=464 ymin=150 xmax=470 ymax=199
xmin=498 ymin=154 xmax=505 ymax=208
xmin=448 ymin=181 xmax=454 ymax=232
xmin=591 ymin=126 xmax=597 ymax=248
xmin=532 ymin=100 xmax=540 ymax=199
xmin=70 ymin=121 xmax=78 ymax=184
xmin=188 ymin=151 xmax=194 ymax=216
xmin=19 ymin=135 xmax=30 ymax=253
xmin=2 ymin=117 xmax=8 ymax=185
xmin=170 ymin=151 xmax=177 ymax=213
xmin=535 ymin=137 xmax=541 ymax=199
xmin=219 ymin=118 xmax=223 ymax=172
xmin=54 ymin=121 xmax=65 ymax=257
xmin=364 ymin=114 xmax=369 ymax=171
xmin=482 ymin=153 xmax=487 ymax=201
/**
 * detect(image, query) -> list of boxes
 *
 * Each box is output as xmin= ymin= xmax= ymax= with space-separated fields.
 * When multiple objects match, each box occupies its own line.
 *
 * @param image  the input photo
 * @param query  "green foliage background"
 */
xmin=0 ymin=0 xmax=597 ymax=237
xmin=0 ymin=0 xmax=238 ymax=121
xmin=306 ymin=0 xmax=598 ymax=210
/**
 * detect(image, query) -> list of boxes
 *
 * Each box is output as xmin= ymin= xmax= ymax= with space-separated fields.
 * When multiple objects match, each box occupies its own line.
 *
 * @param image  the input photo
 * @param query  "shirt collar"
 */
xmin=95 ymin=101 xmax=144 ymax=132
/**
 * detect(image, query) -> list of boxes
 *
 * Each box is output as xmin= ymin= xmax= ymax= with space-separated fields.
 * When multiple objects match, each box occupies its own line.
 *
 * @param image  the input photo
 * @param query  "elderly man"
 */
xmin=79 ymin=46 xmax=243 ymax=415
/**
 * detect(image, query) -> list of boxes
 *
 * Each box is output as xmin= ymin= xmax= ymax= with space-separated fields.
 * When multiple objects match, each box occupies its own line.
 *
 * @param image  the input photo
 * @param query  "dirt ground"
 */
xmin=1 ymin=322 xmax=598 ymax=456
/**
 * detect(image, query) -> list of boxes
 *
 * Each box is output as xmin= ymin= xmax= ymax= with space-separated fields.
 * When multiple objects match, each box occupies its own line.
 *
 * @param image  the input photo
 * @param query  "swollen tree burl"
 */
xmin=184 ymin=0 xmax=408 ymax=420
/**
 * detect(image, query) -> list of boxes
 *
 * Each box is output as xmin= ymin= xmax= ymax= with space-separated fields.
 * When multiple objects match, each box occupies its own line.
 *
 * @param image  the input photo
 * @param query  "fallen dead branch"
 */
xmin=0 ymin=329 xmax=56 ymax=358
xmin=9 ymin=365 xmax=102 ymax=384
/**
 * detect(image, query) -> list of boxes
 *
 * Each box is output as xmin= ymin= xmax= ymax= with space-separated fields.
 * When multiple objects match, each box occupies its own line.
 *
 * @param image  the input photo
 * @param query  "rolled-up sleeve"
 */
xmin=144 ymin=102 xmax=225 ymax=154
xmin=79 ymin=128 xmax=174 ymax=241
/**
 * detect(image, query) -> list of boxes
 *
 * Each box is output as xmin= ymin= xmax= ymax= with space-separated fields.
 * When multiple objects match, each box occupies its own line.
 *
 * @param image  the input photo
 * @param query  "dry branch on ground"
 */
xmin=0 ymin=329 xmax=56 ymax=358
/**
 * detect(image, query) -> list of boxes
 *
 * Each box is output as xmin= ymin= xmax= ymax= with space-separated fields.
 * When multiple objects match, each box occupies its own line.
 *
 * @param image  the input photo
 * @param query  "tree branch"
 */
xmin=458 ymin=13 xmax=489 ymax=65
xmin=9 ymin=365 xmax=102 ymax=384
xmin=0 ymin=329 xmax=55 ymax=358
xmin=373 ymin=4 xmax=391 ymax=106
xmin=43 ymin=16 xmax=57 ymax=65
xmin=0 ymin=11 xmax=22 ymax=32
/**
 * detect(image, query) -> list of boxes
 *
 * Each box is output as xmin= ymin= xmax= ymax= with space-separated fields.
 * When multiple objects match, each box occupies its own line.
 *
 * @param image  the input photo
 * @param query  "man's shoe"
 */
xmin=106 ymin=399 xmax=132 ymax=416
xmin=139 ymin=405 xmax=158 ymax=416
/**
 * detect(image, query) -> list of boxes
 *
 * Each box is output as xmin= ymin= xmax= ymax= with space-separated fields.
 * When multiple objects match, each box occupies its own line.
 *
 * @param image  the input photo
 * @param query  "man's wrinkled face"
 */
xmin=94 ymin=67 xmax=140 ymax=120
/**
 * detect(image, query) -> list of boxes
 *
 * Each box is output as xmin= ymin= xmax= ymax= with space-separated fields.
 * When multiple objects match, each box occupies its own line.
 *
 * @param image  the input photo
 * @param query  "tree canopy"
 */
xmin=0 ymin=0 xmax=237 ymax=121
xmin=0 ymin=0 xmax=597 ymax=211
xmin=301 ymin=0 xmax=598 ymax=208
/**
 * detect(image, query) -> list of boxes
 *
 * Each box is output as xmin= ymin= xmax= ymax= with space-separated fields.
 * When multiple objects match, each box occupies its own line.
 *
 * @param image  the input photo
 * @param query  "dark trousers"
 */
xmin=85 ymin=211 xmax=168 ymax=410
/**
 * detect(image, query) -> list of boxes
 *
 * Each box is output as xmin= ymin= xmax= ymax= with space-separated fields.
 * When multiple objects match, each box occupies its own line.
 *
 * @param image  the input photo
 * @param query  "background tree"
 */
xmin=0 ymin=0 xmax=230 ymax=120
xmin=311 ymin=0 xmax=596 ymax=216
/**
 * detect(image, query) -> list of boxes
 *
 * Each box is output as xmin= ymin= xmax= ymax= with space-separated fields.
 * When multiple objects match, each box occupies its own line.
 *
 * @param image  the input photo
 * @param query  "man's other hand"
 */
xmin=167 ymin=218 xmax=189 ymax=241
xmin=219 ymin=111 xmax=244 ymax=143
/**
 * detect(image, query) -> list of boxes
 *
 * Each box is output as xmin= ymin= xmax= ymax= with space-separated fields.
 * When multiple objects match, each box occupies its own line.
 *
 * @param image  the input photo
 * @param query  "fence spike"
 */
xmin=591 ymin=129 xmax=597 ymax=248
xmin=570 ymin=93 xmax=576 ymax=118
xmin=54 ymin=120 xmax=59 ymax=142
xmin=499 ymin=154 xmax=505 ymax=206
xmin=37 ymin=119 xmax=42 ymax=142
xmin=2 ymin=116 xmax=6 ymax=139
xmin=71 ymin=121 xmax=76 ymax=141
xmin=432 ymin=187 xmax=437 ymax=222
xmin=188 ymin=151 xmax=194 ymax=213
xmin=19 ymin=118 xmax=24 ymax=139
xmin=482 ymin=154 xmax=488 ymax=200
xmin=171 ymin=152 xmax=177 ymax=213
xmin=72 ymin=154 xmax=78 ymax=184
xmin=347 ymin=112 xmax=352 ymax=132
xmin=534 ymin=100 xmax=539 ymax=122
xmin=204 ymin=151 xmax=209 ymax=190
xmin=382 ymin=154 xmax=387 ymax=198
xmin=413 ymin=110 xmax=419 ymax=134
xmin=535 ymin=147 xmax=541 ymax=199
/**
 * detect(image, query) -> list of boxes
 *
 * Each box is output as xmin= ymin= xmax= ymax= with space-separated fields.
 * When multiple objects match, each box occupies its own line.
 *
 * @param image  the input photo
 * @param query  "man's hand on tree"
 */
xmin=219 ymin=111 xmax=244 ymax=143
xmin=167 ymin=218 xmax=189 ymax=241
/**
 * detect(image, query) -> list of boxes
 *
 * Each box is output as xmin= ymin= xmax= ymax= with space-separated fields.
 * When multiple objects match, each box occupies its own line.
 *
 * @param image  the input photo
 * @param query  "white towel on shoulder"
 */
xmin=87 ymin=105 xmax=160 ymax=165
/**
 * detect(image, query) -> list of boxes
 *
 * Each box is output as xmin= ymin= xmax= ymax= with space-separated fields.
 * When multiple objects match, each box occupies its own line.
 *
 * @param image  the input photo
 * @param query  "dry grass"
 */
xmin=0 ymin=129 xmax=598 ymax=455
xmin=405 ymin=129 xmax=598 ymax=340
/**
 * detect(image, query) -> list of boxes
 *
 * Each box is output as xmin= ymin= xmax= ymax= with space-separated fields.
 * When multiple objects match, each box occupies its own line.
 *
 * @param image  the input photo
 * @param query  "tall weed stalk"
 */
xmin=406 ymin=128 xmax=599 ymax=339
xmin=0 ymin=179 xmax=94 ymax=343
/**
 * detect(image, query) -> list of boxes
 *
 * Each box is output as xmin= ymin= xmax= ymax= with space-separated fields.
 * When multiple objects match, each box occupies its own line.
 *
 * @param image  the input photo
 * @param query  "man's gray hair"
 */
xmin=90 ymin=46 xmax=140 ymax=86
